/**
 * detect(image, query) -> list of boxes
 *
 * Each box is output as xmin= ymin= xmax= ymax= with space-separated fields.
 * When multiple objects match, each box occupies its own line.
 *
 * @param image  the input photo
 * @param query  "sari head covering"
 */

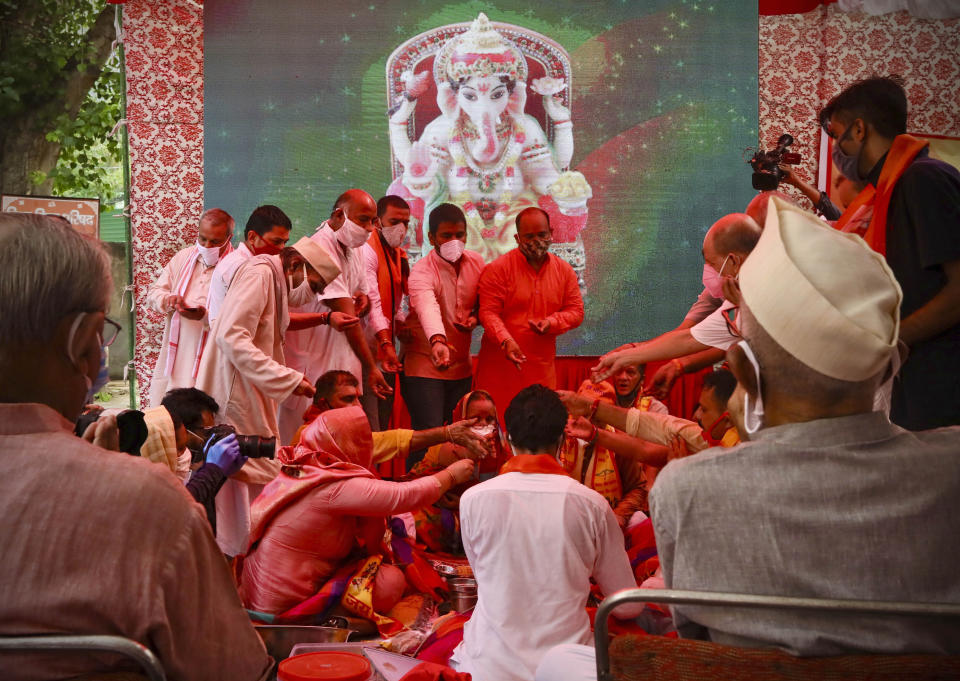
xmin=450 ymin=389 xmax=510 ymax=473
xmin=248 ymin=406 xmax=376 ymax=551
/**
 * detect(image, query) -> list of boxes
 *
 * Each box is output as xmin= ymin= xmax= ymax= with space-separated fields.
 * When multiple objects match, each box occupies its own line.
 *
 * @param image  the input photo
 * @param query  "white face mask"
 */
xmin=197 ymin=242 xmax=223 ymax=267
xmin=336 ymin=214 xmax=371 ymax=249
xmin=287 ymin=263 xmax=315 ymax=307
xmin=438 ymin=239 xmax=466 ymax=263
xmin=381 ymin=223 xmax=406 ymax=249
xmin=737 ymin=339 xmax=765 ymax=435
xmin=470 ymin=424 xmax=495 ymax=439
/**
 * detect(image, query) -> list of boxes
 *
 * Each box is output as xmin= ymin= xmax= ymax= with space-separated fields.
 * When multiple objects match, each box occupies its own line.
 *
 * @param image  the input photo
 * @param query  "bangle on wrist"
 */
xmin=430 ymin=335 xmax=446 ymax=346
xmin=379 ymin=338 xmax=393 ymax=348
xmin=500 ymin=337 xmax=512 ymax=350
xmin=587 ymin=398 xmax=600 ymax=422
xmin=443 ymin=425 xmax=451 ymax=442
xmin=588 ymin=424 xmax=599 ymax=445
xmin=671 ymin=359 xmax=684 ymax=374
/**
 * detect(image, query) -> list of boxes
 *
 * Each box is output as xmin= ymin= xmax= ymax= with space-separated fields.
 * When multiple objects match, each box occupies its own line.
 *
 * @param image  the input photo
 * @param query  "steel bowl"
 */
xmin=253 ymin=625 xmax=354 ymax=660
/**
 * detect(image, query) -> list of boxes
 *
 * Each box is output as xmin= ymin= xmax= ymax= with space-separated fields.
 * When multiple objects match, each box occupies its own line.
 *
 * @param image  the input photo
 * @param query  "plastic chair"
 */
xmin=594 ymin=588 xmax=960 ymax=681
xmin=0 ymin=634 xmax=165 ymax=681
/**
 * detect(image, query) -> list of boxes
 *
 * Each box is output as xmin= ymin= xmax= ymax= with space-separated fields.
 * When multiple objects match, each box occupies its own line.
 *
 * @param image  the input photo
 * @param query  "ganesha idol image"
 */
xmin=386 ymin=13 xmax=592 ymax=285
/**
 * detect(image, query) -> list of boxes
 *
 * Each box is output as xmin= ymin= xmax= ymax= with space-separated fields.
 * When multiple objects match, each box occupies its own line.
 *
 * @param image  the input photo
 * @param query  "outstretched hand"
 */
xmin=564 ymin=416 xmax=596 ymax=441
xmin=447 ymin=418 xmax=492 ymax=460
xmin=557 ymin=390 xmax=592 ymax=418
xmin=591 ymin=348 xmax=635 ymax=383
xmin=329 ymin=311 xmax=360 ymax=331
xmin=646 ymin=362 xmax=681 ymax=401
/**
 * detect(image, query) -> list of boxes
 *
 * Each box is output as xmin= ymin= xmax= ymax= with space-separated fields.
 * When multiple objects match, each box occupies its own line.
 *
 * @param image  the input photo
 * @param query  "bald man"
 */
xmin=279 ymin=189 xmax=395 ymax=444
xmin=645 ymin=193 xmax=796 ymax=398
xmin=592 ymin=213 xmax=761 ymax=383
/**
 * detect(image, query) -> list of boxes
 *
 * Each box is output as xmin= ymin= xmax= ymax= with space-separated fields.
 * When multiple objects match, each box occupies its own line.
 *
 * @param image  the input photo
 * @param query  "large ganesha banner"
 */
xmin=204 ymin=1 xmax=758 ymax=354
xmin=386 ymin=13 xmax=590 ymax=278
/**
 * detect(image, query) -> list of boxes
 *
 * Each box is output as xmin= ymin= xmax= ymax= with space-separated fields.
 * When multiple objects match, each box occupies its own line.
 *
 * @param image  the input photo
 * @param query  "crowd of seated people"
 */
xmin=1 ymin=74 xmax=958 ymax=681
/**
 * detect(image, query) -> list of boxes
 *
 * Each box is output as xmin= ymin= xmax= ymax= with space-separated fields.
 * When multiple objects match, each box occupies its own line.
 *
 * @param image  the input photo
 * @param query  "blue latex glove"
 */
xmin=204 ymin=433 xmax=247 ymax=477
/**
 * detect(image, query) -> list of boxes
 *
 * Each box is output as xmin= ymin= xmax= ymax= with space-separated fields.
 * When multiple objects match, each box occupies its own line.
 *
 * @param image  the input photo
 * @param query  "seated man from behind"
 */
xmin=654 ymin=198 xmax=960 ymax=654
xmin=450 ymin=385 xmax=643 ymax=681
xmin=0 ymin=213 xmax=270 ymax=681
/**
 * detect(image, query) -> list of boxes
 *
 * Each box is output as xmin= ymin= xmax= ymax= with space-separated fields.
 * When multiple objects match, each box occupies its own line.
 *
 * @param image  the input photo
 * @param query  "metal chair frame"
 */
xmin=594 ymin=588 xmax=960 ymax=681
xmin=0 ymin=634 xmax=165 ymax=681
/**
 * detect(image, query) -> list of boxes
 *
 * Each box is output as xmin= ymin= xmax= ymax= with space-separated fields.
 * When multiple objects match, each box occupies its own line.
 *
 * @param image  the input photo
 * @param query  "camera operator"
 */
xmin=0 ymin=213 xmax=270 ymax=679
xmin=778 ymin=165 xmax=848 ymax=221
xmin=162 ymin=387 xmax=247 ymax=533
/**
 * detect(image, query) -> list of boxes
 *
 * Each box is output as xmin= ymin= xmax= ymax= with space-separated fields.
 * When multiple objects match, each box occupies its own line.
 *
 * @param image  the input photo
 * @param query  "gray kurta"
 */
xmin=650 ymin=411 xmax=960 ymax=655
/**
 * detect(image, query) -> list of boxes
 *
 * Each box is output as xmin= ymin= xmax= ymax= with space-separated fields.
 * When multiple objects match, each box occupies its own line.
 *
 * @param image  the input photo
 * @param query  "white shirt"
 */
xmin=689 ymin=299 xmax=739 ymax=350
xmin=360 ymin=241 xmax=394 ymax=347
xmin=451 ymin=470 xmax=641 ymax=681
xmin=207 ymin=242 xmax=253 ymax=323
xmin=682 ymin=287 xmax=723 ymax=325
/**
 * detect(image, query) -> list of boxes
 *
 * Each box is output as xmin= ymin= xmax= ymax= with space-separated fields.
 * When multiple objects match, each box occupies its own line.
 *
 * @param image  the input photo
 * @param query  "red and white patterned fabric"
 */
xmin=123 ymin=0 xmax=204 ymax=407
xmin=759 ymin=5 xmax=960 ymax=209
xmin=122 ymin=1 xmax=959 ymax=405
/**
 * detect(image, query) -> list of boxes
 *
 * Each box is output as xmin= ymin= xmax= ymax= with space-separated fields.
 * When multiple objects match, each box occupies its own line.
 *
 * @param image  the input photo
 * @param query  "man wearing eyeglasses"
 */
xmin=0 ymin=213 xmax=272 ymax=680
xmin=591 ymin=213 xmax=760 ymax=385
xmin=146 ymin=207 xmax=235 ymax=408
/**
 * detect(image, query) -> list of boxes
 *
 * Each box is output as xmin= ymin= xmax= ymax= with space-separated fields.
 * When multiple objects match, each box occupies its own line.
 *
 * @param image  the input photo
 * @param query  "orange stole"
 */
xmin=499 ymin=454 xmax=570 ymax=476
xmin=368 ymin=232 xmax=407 ymax=334
xmin=835 ymin=134 xmax=929 ymax=256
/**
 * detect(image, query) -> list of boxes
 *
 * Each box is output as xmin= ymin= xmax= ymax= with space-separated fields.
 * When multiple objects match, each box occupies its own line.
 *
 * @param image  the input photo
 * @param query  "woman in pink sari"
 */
xmin=239 ymin=406 xmax=474 ymax=615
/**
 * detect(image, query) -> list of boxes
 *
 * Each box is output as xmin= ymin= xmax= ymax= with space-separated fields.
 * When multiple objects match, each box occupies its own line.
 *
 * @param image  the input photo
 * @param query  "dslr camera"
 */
xmin=188 ymin=423 xmax=276 ymax=463
xmin=748 ymin=133 xmax=802 ymax=190
xmin=74 ymin=407 xmax=148 ymax=456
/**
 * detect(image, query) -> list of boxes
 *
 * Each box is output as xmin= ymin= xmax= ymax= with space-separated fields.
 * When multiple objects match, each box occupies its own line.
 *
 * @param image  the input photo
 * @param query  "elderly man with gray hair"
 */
xmin=536 ymin=197 xmax=960 ymax=681
xmin=0 ymin=213 xmax=271 ymax=680
xmin=146 ymin=207 xmax=235 ymax=407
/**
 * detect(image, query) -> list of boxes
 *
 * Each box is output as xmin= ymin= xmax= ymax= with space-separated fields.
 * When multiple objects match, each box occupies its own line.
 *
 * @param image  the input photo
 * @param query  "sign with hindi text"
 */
xmin=2 ymin=195 xmax=100 ymax=238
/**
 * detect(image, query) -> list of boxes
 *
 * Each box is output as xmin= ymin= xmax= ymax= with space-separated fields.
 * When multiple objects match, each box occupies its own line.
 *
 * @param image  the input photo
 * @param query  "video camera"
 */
xmin=187 ymin=423 xmax=276 ymax=463
xmin=748 ymin=133 xmax=802 ymax=190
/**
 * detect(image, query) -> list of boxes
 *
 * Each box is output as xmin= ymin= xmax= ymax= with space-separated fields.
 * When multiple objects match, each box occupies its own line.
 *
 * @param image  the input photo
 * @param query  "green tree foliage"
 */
xmin=0 ymin=0 xmax=120 ymax=207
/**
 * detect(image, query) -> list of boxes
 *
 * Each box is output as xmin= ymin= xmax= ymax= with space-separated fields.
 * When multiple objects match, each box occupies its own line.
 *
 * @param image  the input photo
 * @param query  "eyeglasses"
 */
xmin=723 ymin=306 xmax=741 ymax=339
xmin=102 ymin=316 xmax=122 ymax=347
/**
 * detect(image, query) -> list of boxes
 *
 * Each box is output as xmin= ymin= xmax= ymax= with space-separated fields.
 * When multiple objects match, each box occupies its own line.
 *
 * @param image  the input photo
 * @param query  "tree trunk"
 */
xmin=0 ymin=6 xmax=116 ymax=197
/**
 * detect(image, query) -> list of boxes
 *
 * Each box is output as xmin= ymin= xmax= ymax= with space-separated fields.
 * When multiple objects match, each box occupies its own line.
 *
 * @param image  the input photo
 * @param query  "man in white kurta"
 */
xmin=278 ymin=189 xmax=393 ymax=444
xmin=195 ymin=237 xmax=340 ymax=555
xmin=146 ymin=209 xmax=234 ymax=407
xmin=450 ymin=385 xmax=643 ymax=681
xmin=207 ymin=205 xmax=292 ymax=324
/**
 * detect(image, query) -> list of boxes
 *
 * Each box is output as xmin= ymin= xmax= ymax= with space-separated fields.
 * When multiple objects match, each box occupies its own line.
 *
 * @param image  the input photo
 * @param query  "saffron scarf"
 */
xmin=499 ymin=454 xmax=570 ymax=476
xmin=835 ymin=134 xmax=929 ymax=256
xmin=368 ymin=230 xmax=408 ymax=337
xmin=558 ymin=380 xmax=625 ymax=506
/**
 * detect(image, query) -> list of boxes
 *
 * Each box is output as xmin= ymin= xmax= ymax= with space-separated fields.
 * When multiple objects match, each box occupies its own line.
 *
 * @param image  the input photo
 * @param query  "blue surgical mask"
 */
xmin=88 ymin=344 xmax=109 ymax=403
xmin=831 ymin=124 xmax=867 ymax=183
xmin=67 ymin=312 xmax=109 ymax=404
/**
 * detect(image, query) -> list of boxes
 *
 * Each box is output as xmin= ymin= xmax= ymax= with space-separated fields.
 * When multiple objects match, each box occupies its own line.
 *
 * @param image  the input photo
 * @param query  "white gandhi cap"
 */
xmin=739 ymin=197 xmax=902 ymax=381
xmin=290 ymin=236 xmax=340 ymax=284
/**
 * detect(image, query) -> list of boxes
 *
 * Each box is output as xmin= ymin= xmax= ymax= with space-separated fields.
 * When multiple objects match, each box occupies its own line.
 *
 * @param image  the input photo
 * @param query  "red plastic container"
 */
xmin=277 ymin=651 xmax=372 ymax=681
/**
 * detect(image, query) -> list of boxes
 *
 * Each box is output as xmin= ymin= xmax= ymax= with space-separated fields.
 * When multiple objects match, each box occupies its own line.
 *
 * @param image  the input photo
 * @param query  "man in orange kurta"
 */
xmin=475 ymin=207 xmax=584 ymax=418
